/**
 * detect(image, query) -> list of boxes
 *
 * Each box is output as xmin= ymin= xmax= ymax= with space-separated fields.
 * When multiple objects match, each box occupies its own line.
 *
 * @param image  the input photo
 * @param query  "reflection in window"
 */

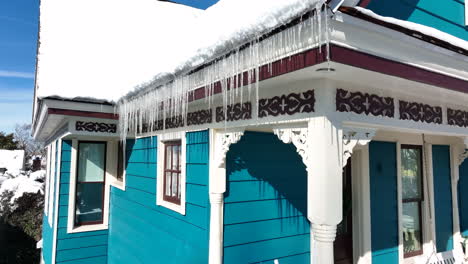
xmin=163 ymin=141 xmax=181 ymax=205
xmin=401 ymin=145 xmax=424 ymax=257
xmin=75 ymin=142 xmax=106 ymax=226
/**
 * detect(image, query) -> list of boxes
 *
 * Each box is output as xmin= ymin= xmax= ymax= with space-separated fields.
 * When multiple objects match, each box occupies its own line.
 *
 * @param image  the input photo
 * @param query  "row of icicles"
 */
xmin=117 ymin=1 xmax=332 ymax=140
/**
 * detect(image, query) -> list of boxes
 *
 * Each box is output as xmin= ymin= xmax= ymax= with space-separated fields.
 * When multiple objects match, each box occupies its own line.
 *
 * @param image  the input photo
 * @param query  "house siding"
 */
xmin=432 ymin=145 xmax=454 ymax=252
xmin=170 ymin=0 xmax=219 ymax=10
xmin=458 ymin=154 xmax=468 ymax=236
xmin=223 ymin=132 xmax=310 ymax=264
xmin=107 ymin=131 xmax=210 ymax=264
xmin=55 ymin=140 xmax=108 ymax=264
xmin=42 ymin=215 xmax=54 ymax=264
xmin=41 ymin=141 xmax=59 ymax=264
xmin=369 ymin=141 xmax=399 ymax=264
xmin=367 ymin=0 xmax=468 ymax=41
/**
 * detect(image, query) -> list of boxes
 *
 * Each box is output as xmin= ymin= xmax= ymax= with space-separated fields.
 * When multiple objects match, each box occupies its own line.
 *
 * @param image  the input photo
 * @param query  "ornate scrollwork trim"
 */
xmin=259 ymin=90 xmax=315 ymax=118
xmin=399 ymin=100 xmax=442 ymax=124
xmin=75 ymin=121 xmax=117 ymax=133
xmin=342 ymin=127 xmax=376 ymax=167
xmin=459 ymin=150 xmax=468 ymax=166
xmin=273 ymin=128 xmax=310 ymax=169
xmin=214 ymin=130 xmax=245 ymax=168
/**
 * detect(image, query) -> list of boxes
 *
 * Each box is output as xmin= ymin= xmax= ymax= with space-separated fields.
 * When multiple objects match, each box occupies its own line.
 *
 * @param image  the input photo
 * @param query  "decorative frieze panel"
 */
xmin=141 ymin=120 xmax=164 ymax=133
xmin=75 ymin=121 xmax=117 ymax=133
xmin=259 ymin=90 xmax=315 ymax=118
xmin=216 ymin=102 xmax=252 ymax=122
xmin=399 ymin=101 xmax=442 ymax=124
xmin=165 ymin=116 xmax=184 ymax=129
xmin=187 ymin=109 xmax=213 ymax=126
xmin=447 ymin=108 xmax=468 ymax=128
xmin=336 ymin=89 xmax=394 ymax=118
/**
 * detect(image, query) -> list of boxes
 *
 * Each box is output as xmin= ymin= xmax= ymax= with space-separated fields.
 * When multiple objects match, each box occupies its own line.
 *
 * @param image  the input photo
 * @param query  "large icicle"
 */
xmin=118 ymin=0 xmax=331 ymax=139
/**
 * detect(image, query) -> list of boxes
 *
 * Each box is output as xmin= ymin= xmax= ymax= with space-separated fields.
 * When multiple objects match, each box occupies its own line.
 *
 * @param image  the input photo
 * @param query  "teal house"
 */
xmin=32 ymin=0 xmax=468 ymax=263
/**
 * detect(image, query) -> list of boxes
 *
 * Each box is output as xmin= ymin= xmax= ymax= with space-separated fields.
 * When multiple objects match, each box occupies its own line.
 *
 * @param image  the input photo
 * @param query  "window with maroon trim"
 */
xmin=75 ymin=141 xmax=106 ymax=226
xmin=401 ymin=145 xmax=424 ymax=258
xmin=163 ymin=141 xmax=182 ymax=205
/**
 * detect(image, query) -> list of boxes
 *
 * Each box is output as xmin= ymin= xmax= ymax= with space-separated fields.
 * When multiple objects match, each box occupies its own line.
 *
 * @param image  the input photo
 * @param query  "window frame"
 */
xmin=156 ymin=132 xmax=186 ymax=215
xmin=74 ymin=141 xmax=107 ymax=227
xmin=162 ymin=140 xmax=182 ymax=205
xmin=400 ymin=144 xmax=425 ymax=258
xmin=67 ymin=139 xmax=111 ymax=233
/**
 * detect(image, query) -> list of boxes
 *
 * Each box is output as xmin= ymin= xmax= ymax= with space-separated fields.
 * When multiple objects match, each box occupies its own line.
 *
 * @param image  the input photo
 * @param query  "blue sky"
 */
xmin=0 ymin=0 xmax=217 ymax=134
xmin=0 ymin=0 xmax=39 ymax=133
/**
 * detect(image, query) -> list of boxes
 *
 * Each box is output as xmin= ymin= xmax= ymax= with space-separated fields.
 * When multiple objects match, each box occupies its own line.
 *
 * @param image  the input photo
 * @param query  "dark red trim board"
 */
xmin=331 ymin=45 xmax=468 ymax=94
xmin=48 ymin=108 xmax=119 ymax=120
xmin=358 ymin=0 xmax=372 ymax=7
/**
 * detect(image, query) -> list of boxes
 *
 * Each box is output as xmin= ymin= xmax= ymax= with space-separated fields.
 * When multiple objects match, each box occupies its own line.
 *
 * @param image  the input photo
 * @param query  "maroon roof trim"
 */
xmin=331 ymin=45 xmax=468 ymax=94
xmin=358 ymin=0 xmax=372 ymax=7
xmin=48 ymin=108 xmax=119 ymax=120
xmin=188 ymin=46 xmax=328 ymax=102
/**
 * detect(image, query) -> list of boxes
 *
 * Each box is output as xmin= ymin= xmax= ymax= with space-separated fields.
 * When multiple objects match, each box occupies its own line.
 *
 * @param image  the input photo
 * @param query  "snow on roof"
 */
xmin=36 ymin=0 xmax=326 ymax=102
xmin=353 ymin=7 xmax=468 ymax=52
xmin=35 ymin=0 xmax=203 ymax=102
xmin=0 ymin=150 xmax=24 ymax=174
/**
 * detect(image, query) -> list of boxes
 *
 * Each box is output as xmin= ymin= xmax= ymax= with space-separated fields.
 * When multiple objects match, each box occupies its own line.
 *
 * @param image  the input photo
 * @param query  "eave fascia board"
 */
xmin=331 ymin=12 xmax=468 ymax=83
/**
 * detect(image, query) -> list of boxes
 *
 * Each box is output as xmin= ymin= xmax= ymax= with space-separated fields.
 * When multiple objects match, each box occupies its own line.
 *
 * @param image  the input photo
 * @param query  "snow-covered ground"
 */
xmin=0 ymin=170 xmax=45 ymax=211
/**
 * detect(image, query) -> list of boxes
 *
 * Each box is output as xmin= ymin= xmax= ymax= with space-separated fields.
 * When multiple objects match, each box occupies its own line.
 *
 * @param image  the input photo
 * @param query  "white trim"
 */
xmin=51 ymin=138 xmax=62 ymax=264
xmin=397 ymin=142 xmax=404 ymax=264
xmin=107 ymin=140 xmax=126 ymax=191
xmin=67 ymin=139 xmax=110 ymax=234
xmin=465 ymin=1 xmax=468 ymax=27
xmin=48 ymin=141 xmax=56 ymax=226
xmin=352 ymin=147 xmax=372 ymax=264
xmin=156 ymin=131 xmax=186 ymax=215
xmin=44 ymin=145 xmax=51 ymax=216
xmin=450 ymin=145 xmax=463 ymax=254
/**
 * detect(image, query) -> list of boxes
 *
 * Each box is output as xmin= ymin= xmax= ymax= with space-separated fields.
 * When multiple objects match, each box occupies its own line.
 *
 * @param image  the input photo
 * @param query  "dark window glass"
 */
xmin=117 ymin=141 xmax=124 ymax=181
xmin=75 ymin=142 xmax=106 ymax=226
xmin=163 ymin=141 xmax=181 ymax=205
xmin=401 ymin=145 xmax=424 ymax=258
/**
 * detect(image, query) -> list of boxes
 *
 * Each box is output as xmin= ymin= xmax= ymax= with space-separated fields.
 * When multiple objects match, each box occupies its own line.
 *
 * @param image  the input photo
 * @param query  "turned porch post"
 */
xmin=274 ymin=118 xmax=375 ymax=264
xmin=208 ymin=129 xmax=244 ymax=264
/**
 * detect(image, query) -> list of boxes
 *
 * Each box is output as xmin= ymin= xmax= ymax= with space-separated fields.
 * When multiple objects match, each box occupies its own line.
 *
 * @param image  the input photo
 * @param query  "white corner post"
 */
xmin=208 ymin=129 xmax=244 ymax=264
xmin=453 ymin=137 xmax=468 ymax=257
xmin=274 ymin=119 xmax=374 ymax=264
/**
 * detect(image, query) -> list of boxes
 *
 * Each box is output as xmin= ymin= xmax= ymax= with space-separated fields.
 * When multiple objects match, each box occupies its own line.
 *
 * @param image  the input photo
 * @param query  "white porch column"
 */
xmin=274 ymin=118 xmax=374 ymax=264
xmin=208 ymin=129 xmax=244 ymax=264
xmin=453 ymin=138 xmax=468 ymax=257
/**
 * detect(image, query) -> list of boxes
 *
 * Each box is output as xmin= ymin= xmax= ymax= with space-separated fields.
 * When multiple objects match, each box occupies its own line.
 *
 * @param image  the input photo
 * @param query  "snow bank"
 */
xmin=354 ymin=7 xmax=468 ymax=52
xmin=0 ymin=150 xmax=25 ymax=175
xmin=36 ymin=0 xmax=326 ymax=102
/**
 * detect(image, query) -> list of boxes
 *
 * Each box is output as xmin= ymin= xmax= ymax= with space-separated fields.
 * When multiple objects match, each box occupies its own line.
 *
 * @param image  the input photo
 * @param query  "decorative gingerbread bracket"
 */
xmin=342 ymin=127 xmax=376 ymax=167
xmin=213 ymin=130 xmax=245 ymax=168
xmin=458 ymin=137 xmax=468 ymax=166
xmin=273 ymin=127 xmax=310 ymax=169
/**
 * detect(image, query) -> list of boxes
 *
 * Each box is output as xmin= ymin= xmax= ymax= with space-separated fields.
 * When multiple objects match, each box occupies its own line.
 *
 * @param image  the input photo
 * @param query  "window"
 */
xmin=401 ymin=145 xmax=424 ymax=258
xmin=163 ymin=141 xmax=182 ymax=205
xmin=75 ymin=141 xmax=106 ymax=226
xmin=156 ymin=133 xmax=186 ymax=214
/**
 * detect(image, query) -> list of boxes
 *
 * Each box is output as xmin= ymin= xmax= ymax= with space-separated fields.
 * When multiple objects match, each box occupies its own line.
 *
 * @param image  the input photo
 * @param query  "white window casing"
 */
xmin=67 ymin=139 xmax=111 ymax=233
xmin=156 ymin=132 xmax=186 ymax=215
xmin=465 ymin=1 xmax=468 ymax=26
xmin=44 ymin=145 xmax=51 ymax=215
xmin=47 ymin=141 xmax=56 ymax=226
xmin=108 ymin=140 xmax=125 ymax=191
